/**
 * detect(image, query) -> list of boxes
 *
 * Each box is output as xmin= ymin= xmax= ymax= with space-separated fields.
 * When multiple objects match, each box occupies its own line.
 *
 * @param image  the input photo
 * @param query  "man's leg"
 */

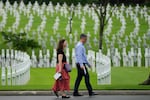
xmin=84 ymin=65 xmax=93 ymax=95
xmin=73 ymin=63 xmax=84 ymax=94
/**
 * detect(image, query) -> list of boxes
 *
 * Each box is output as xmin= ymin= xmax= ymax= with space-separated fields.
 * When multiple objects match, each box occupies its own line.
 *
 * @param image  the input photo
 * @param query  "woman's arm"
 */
xmin=58 ymin=54 xmax=63 ymax=73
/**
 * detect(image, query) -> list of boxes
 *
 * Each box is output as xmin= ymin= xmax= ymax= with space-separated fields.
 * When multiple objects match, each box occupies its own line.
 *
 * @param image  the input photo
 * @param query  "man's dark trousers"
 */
xmin=74 ymin=63 xmax=93 ymax=94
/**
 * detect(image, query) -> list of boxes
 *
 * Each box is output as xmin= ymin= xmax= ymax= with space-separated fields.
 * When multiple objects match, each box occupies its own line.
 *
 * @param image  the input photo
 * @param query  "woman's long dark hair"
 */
xmin=57 ymin=39 xmax=66 ymax=51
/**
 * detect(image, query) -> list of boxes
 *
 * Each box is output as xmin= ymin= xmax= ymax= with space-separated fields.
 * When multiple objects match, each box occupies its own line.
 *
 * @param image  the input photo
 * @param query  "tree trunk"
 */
xmin=98 ymin=0 xmax=107 ymax=50
xmin=69 ymin=18 xmax=72 ymax=34
xmin=99 ymin=19 xmax=104 ymax=50
xmin=139 ymin=74 xmax=150 ymax=85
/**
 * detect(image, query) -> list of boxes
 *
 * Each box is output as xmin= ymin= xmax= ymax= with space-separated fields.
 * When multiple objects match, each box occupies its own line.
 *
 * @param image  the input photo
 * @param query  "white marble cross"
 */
xmin=137 ymin=48 xmax=142 ymax=67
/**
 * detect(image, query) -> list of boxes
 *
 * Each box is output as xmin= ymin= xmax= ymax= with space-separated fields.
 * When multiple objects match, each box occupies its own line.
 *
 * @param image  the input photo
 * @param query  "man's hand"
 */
xmin=87 ymin=63 xmax=91 ymax=68
xmin=89 ymin=64 xmax=91 ymax=68
xmin=81 ymin=65 xmax=87 ymax=74
xmin=80 ymin=66 xmax=85 ymax=70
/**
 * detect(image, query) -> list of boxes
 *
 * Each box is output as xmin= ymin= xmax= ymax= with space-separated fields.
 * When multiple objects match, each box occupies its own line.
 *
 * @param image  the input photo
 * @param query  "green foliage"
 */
xmin=1 ymin=31 xmax=40 ymax=51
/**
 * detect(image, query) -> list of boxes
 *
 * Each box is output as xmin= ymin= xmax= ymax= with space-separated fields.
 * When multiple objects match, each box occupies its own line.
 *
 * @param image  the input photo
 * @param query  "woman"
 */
xmin=52 ymin=39 xmax=70 ymax=98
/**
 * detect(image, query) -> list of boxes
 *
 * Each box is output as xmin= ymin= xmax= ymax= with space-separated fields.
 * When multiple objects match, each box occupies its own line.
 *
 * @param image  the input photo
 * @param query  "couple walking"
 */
xmin=52 ymin=34 xmax=97 ymax=98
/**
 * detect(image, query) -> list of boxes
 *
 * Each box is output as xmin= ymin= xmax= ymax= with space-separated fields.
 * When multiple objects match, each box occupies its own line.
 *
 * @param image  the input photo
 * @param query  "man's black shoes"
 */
xmin=73 ymin=92 xmax=98 ymax=96
xmin=89 ymin=92 xmax=98 ymax=96
xmin=73 ymin=92 xmax=83 ymax=96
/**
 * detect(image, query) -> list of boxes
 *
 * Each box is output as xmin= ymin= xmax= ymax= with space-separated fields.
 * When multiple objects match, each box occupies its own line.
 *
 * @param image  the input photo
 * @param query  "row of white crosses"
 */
xmin=80 ymin=16 xmax=86 ymax=33
xmin=93 ymin=15 xmax=99 ymax=35
xmin=87 ymin=50 xmax=96 ymax=72
xmin=1 ymin=48 xmax=149 ymax=85
xmin=118 ymin=14 xmax=126 ymax=36
xmin=1 ymin=1 xmax=149 ymax=47
xmin=107 ymin=28 xmax=150 ymax=53
xmin=104 ymin=18 xmax=112 ymax=36
xmin=0 ymin=8 xmax=7 ymax=31
xmin=0 ymin=1 xmax=149 ymax=33
xmin=0 ymin=1 xmax=150 ymax=64
xmin=96 ymin=50 xmax=111 ymax=85
xmin=107 ymin=47 xmax=150 ymax=67
xmin=112 ymin=48 xmax=121 ymax=67
xmin=31 ymin=49 xmax=50 ymax=68
xmin=31 ymin=48 xmax=71 ymax=68
xmin=145 ymin=48 xmax=150 ymax=67
xmin=72 ymin=48 xmax=76 ymax=68
xmin=50 ymin=49 xmax=57 ymax=67
xmin=30 ymin=48 xmax=91 ymax=68
xmin=30 ymin=46 xmax=150 ymax=68
xmin=24 ymin=14 xmax=34 ymax=33
xmin=104 ymin=6 xmax=149 ymax=49
xmin=0 ymin=49 xmax=31 ymax=86
xmin=53 ymin=16 xmax=60 ymax=34
xmin=65 ymin=17 xmax=71 ymax=35
xmin=37 ymin=15 xmax=47 ymax=34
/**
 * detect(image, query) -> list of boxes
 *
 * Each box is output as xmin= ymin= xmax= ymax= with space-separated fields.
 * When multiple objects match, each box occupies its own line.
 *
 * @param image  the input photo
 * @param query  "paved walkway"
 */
xmin=0 ymin=90 xmax=150 ymax=96
xmin=0 ymin=95 xmax=150 ymax=100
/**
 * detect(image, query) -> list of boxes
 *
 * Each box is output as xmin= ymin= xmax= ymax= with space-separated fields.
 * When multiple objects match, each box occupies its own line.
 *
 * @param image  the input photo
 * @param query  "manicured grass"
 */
xmin=0 ymin=67 xmax=150 ymax=90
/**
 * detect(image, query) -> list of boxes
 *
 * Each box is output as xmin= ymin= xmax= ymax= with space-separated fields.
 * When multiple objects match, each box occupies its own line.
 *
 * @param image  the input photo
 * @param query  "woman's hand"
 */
xmin=58 ymin=69 xmax=62 ymax=73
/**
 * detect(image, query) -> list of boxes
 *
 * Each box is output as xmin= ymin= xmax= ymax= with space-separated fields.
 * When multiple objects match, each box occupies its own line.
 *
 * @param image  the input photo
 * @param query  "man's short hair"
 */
xmin=80 ymin=34 xmax=87 ymax=39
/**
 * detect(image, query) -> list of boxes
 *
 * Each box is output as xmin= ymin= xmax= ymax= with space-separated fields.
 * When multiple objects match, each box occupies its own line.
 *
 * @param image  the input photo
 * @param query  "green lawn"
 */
xmin=0 ymin=67 xmax=150 ymax=90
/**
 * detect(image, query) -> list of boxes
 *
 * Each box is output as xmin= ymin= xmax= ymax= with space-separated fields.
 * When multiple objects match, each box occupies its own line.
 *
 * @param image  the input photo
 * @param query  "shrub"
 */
xmin=1 ymin=31 xmax=41 ymax=51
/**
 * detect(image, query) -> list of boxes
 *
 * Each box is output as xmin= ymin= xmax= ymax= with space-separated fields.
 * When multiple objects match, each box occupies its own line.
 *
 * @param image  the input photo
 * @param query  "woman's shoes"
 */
xmin=53 ymin=91 xmax=59 ymax=97
xmin=62 ymin=96 xmax=70 ymax=99
xmin=53 ymin=91 xmax=70 ymax=99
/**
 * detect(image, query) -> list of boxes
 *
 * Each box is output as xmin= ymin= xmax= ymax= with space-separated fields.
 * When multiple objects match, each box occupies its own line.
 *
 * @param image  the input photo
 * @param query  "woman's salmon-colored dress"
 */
xmin=52 ymin=63 xmax=70 ymax=91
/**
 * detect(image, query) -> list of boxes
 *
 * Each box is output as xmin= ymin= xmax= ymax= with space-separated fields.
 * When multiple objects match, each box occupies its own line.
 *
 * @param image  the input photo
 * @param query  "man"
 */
xmin=73 ymin=34 xmax=97 ymax=96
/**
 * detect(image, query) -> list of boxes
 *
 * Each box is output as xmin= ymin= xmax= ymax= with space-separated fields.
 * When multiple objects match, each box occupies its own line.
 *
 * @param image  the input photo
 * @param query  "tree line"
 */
xmin=0 ymin=0 xmax=150 ymax=6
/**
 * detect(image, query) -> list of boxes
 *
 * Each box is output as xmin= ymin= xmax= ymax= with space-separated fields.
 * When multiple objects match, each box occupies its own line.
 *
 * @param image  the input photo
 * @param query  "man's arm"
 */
xmin=83 ymin=48 xmax=91 ymax=68
xmin=86 ymin=59 xmax=91 ymax=67
xmin=85 ymin=55 xmax=91 ymax=67
xmin=76 ymin=46 xmax=84 ymax=68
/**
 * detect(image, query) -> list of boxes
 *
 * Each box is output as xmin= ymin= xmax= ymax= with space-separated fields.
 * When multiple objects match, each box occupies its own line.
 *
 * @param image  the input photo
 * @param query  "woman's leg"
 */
xmin=52 ymin=81 xmax=59 ymax=97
